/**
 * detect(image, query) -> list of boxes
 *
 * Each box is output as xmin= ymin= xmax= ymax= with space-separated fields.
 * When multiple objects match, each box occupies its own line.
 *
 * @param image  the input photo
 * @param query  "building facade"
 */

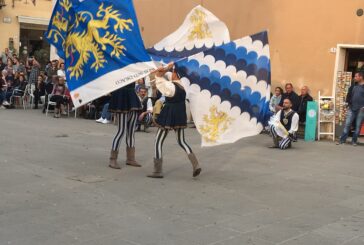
xmin=0 ymin=0 xmax=53 ymax=64
xmin=0 ymin=0 xmax=363 ymax=97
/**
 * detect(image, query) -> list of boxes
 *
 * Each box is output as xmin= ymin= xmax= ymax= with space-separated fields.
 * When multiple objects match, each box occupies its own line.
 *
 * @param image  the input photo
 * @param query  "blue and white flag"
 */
xmin=45 ymin=0 xmax=155 ymax=107
xmin=175 ymin=31 xmax=271 ymax=147
xmin=148 ymin=5 xmax=230 ymax=64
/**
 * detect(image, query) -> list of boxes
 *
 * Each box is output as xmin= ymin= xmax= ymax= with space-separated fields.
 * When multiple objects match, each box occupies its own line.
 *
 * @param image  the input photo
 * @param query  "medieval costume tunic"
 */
xmin=155 ymin=80 xmax=187 ymax=129
xmin=108 ymin=83 xmax=142 ymax=169
xmin=269 ymin=109 xmax=299 ymax=149
xmin=147 ymin=75 xmax=201 ymax=178
xmin=109 ymin=83 xmax=141 ymax=113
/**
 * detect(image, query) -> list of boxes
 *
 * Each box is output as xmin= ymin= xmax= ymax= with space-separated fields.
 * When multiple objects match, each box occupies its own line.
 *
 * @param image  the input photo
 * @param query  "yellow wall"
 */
xmin=134 ymin=0 xmax=364 ymax=97
xmin=0 ymin=0 xmax=53 ymax=50
xmin=1 ymin=0 xmax=363 ymax=97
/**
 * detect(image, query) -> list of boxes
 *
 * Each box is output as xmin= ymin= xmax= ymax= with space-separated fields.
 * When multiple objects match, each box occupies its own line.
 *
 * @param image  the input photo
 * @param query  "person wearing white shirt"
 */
xmin=147 ymin=63 xmax=201 ymax=179
xmin=57 ymin=63 xmax=66 ymax=80
xmin=269 ymin=98 xmax=299 ymax=149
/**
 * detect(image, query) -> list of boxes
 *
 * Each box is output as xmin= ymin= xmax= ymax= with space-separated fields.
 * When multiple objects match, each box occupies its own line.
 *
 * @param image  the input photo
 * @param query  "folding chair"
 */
xmin=10 ymin=89 xmax=25 ymax=109
xmin=22 ymin=84 xmax=34 ymax=109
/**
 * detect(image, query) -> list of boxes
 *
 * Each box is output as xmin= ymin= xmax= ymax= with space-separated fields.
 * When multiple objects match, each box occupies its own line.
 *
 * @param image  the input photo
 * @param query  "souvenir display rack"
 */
xmin=335 ymin=71 xmax=352 ymax=126
xmin=317 ymin=91 xmax=335 ymax=141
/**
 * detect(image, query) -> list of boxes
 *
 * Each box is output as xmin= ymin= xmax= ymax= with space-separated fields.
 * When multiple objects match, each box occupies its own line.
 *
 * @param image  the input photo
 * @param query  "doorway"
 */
xmin=19 ymin=25 xmax=50 ymax=68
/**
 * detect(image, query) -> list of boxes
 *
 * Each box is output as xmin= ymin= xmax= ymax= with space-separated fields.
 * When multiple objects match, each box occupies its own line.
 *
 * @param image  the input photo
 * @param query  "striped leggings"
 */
xmin=154 ymin=128 xmax=192 ymax=159
xmin=269 ymin=125 xmax=292 ymax=150
xmin=111 ymin=111 xmax=138 ymax=151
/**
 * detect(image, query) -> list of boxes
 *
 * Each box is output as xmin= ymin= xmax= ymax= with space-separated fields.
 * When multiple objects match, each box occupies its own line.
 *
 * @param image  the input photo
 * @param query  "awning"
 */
xmin=18 ymin=16 xmax=49 ymax=30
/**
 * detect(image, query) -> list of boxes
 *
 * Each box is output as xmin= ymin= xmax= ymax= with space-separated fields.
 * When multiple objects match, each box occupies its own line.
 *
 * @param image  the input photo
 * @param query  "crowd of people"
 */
xmin=267 ymin=82 xmax=313 ymax=150
xmin=268 ymin=72 xmax=364 ymax=149
xmin=1 ymin=47 xmax=363 ymax=151
xmin=0 ymin=49 xmax=71 ymax=118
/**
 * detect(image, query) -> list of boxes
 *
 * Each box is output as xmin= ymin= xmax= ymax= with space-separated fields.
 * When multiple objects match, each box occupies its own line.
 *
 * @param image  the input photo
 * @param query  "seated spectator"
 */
xmin=269 ymin=86 xmax=283 ymax=113
xmin=9 ymin=73 xmax=27 ymax=107
xmin=33 ymin=75 xmax=46 ymax=109
xmin=268 ymin=98 xmax=299 ymax=150
xmin=297 ymin=86 xmax=313 ymax=123
xmin=136 ymin=86 xmax=153 ymax=131
xmin=0 ymin=73 xmax=6 ymax=108
xmin=96 ymin=103 xmax=112 ymax=124
xmin=13 ymin=73 xmax=27 ymax=94
xmin=277 ymin=83 xmax=300 ymax=112
xmin=50 ymin=77 xmax=69 ymax=118
xmin=1 ymin=70 xmax=12 ymax=106
xmin=43 ymin=75 xmax=58 ymax=113
xmin=96 ymin=95 xmax=112 ymax=123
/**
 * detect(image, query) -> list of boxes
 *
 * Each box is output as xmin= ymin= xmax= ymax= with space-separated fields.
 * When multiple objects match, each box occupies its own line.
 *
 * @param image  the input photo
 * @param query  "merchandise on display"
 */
xmin=335 ymin=71 xmax=352 ymax=125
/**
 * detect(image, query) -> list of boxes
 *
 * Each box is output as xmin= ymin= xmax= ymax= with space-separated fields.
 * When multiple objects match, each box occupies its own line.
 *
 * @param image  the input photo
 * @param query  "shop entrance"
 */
xmin=346 ymin=48 xmax=364 ymax=74
xmin=332 ymin=44 xmax=364 ymax=137
xmin=19 ymin=23 xmax=50 ymax=68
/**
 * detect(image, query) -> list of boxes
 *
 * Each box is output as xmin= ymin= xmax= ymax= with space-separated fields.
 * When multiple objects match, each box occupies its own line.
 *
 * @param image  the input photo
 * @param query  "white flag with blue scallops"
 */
xmin=147 ymin=5 xmax=230 ymax=64
xmin=45 ymin=0 xmax=156 ymax=107
xmin=175 ymin=31 xmax=271 ymax=147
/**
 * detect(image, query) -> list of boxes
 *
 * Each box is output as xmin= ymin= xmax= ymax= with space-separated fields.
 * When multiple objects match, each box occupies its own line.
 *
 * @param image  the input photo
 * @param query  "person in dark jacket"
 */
xmin=297 ymin=86 xmax=313 ymax=123
xmin=277 ymin=83 xmax=300 ymax=112
xmin=337 ymin=72 xmax=364 ymax=146
xmin=33 ymin=75 xmax=46 ymax=109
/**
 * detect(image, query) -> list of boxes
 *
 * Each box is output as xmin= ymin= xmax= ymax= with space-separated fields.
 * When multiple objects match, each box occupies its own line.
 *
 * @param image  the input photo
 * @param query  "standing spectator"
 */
xmin=57 ymin=62 xmax=66 ymax=80
xmin=33 ymin=75 xmax=46 ymax=109
xmin=135 ymin=78 xmax=145 ymax=93
xmin=13 ymin=57 xmax=26 ymax=75
xmin=45 ymin=61 xmax=51 ymax=71
xmin=337 ymin=72 xmax=364 ymax=146
xmin=27 ymin=57 xmax=40 ymax=85
xmin=12 ymin=57 xmax=19 ymax=73
xmin=45 ymin=60 xmax=58 ymax=84
xmin=144 ymin=75 xmax=153 ymax=99
xmin=297 ymin=86 xmax=313 ymax=123
xmin=269 ymin=87 xmax=283 ymax=113
xmin=1 ymin=48 xmax=12 ymax=63
xmin=277 ymin=83 xmax=300 ymax=112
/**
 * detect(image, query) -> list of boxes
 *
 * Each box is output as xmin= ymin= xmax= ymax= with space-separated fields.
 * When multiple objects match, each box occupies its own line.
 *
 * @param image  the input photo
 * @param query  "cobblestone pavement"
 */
xmin=0 ymin=109 xmax=363 ymax=245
